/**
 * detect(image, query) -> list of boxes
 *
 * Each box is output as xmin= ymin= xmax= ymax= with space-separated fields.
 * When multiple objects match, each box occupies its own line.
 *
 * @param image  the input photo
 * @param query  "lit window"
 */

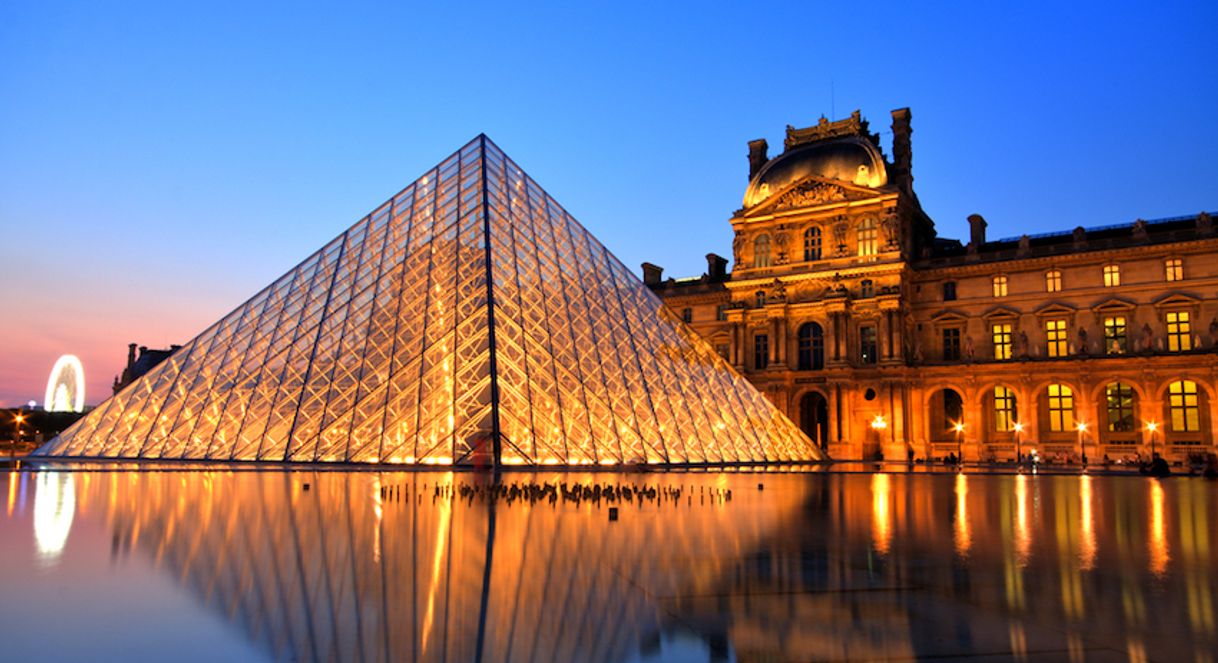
xmin=943 ymin=281 xmax=957 ymax=301
xmin=1168 ymin=380 xmax=1200 ymax=432
xmin=860 ymin=279 xmax=874 ymax=298
xmin=994 ymin=386 xmax=1018 ymax=432
xmin=857 ymin=218 xmax=878 ymax=257
xmin=1105 ymin=382 xmax=1135 ymax=432
xmin=1045 ymin=319 xmax=1068 ymax=358
xmin=1103 ymin=264 xmax=1120 ymax=287
xmin=681 ymin=308 xmax=693 ymax=323
xmin=1047 ymin=384 xmax=1075 ymax=432
xmin=753 ymin=334 xmax=769 ymax=370
xmin=797 ymin=323 xmax=824 ymax=370
xmin=992 ymin=275 xmax=1008 ymax=298
xmin=803 ymin=227 xmax=822 ymax=261
xmin=715 ymin=304 xmax=727 ymax=321
xmin=1045 ymin=270 xmax=1062 ymax=293
xmin=860 ymin=325 xmax=877 ymax=364
xmin=1166 ymin=310 xmax=1192 ymax=352
xmin=992 ymin=323 xmax=1013 ymax=360
xmin=753 ymin=235 xmax=771 ymax=268
xmin=1165 ymin=258 xmax=1183 ymax=282
xmin=1104 ymin=316 xmax=1127 ymax=354
xmin=942 ymin=328 xmax=961 ymax=361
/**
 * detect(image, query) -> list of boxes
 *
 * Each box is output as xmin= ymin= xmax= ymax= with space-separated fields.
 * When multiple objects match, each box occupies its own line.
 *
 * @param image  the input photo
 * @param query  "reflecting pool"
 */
xmin=1 ymin=469 xmax=1216 ymax=662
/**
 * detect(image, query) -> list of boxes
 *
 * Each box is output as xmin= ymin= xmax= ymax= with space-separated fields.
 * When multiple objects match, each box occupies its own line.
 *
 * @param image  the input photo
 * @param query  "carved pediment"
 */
xmin=1034 ymin=302 xmax=1077 ymax=318
xmin=773 ymin=181 xmax=852 ymax=211
xmin=1153 ymin=292 xmax=1201 ymax=309
xmin=930 ymin=309 xmax=969 ymax=325
xmin=982 ymin=305 xmax=1021 ymax=321
xmin=1091 ymin=297 xmax=1136 ymax=313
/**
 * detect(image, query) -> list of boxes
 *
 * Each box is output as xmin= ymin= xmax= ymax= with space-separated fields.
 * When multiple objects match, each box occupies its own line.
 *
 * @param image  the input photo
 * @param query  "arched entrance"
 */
xmin=928 ymin=388 xmax=965 ymax=443
xmin=799 ymin=391 xmax=829 ymax=448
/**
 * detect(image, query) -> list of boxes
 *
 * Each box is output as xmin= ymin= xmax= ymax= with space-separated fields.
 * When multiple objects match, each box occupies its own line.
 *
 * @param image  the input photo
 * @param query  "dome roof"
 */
xmin=743 ymin=136 xmax=888 ymax=209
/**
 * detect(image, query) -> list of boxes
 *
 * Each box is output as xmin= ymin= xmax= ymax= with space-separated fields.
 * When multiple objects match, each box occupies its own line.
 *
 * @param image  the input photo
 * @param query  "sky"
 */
xmin=1 ymin=0 xmax=1215 ymax=407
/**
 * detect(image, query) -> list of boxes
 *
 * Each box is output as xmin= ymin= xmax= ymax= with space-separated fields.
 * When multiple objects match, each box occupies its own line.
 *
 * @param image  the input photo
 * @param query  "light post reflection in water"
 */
xmin=0 ymin=470 xmax=1215 ymax=662
xmin=32 ymin=471 xmax=74 ymax=567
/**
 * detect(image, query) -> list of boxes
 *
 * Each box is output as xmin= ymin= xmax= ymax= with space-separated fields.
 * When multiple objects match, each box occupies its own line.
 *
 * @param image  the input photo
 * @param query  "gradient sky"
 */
xmin=2 ymin=0 xmax=1215 ymax=408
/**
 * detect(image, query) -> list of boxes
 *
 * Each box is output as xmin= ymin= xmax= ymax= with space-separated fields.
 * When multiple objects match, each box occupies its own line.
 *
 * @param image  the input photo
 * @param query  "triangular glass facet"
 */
xmin=35 ymin=137 xmax=823 ymax=465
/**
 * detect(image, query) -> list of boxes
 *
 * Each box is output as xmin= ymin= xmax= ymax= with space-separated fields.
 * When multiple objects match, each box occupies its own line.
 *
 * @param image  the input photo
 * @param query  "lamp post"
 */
xmin=12 ymin=413 xmax=24 ymax=459
xmin=1076 ymin=421 xmax=1088 ymax=468
xmin=1146 ymin=421 xmax=1158 ymax=460
xmin=953 ymin=422 xmax=965 ymax=467
xmin=1013 ymin=421 xmax=1024 ymax=464
xmin=870 ymin=414 xmax=887 ymax=462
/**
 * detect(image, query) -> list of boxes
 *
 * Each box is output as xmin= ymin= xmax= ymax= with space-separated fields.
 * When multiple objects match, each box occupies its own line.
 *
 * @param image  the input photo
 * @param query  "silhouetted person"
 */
xmin=1145 ymin=453 xmax=1171 ymax=477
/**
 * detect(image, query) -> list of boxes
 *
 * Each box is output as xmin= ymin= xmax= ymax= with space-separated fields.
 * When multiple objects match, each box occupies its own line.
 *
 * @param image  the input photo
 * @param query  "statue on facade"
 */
xmin=1017 ymin=234 xmax=1030 ymax=255
xmin=774 ymin=232 xmax=790 ymax=265
xmin=1133 ymin=219 xmax=1149 ymax=240
xmin=732 ymin=233 xmax=745 ymax=266
xmin=1139 ymin=323 xmax=1154 ymax=352
xmin=833 ymin=222 xmax=849 ymax=256
xmin=963 ymin=335 xmax=975 ymax=361
xmin=881 ymin=214 xmax=900 ymax=248
xmin=1076 ymin=327 xmax=1089 ymax=355
xmin=770 ymin=279 xmax=787 ymax=302
xmin=1017 ymin=330 xmax=1030 ymax=358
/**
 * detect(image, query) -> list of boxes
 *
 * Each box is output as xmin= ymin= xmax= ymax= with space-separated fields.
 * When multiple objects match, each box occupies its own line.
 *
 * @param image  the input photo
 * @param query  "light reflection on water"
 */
xmin=0 ymin=470 xmax=1216 ymax=662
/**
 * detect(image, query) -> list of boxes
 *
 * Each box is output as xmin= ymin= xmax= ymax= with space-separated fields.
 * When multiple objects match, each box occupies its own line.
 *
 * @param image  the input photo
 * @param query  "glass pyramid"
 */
xmin=35 ymin=136 xmax=821 ymax=466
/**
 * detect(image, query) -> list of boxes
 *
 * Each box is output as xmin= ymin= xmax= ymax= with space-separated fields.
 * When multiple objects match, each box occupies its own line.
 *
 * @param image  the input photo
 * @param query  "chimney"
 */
xmin=705 ymin=253 xmax=728 ymax=282
xmin=747 ymin=139 xmax=769 ymax=180
xmin=127 ymin=343 xmax=137 ymax=371
xmin=641 ymin=262 xmax=664 ymax=287
xmin=967 ymin=214 xmax=987 ymax=247
xmin=890 ymin=108 xmax=913 ymax=190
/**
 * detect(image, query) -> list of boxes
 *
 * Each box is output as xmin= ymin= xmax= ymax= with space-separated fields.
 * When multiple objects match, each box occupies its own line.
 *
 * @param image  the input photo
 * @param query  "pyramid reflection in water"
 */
xmin=37 ymin=136 xmax=820 ymax=465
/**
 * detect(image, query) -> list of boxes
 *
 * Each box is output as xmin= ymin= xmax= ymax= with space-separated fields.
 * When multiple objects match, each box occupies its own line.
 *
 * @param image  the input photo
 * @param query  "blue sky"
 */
xmin=1 ymin=0 xmax=1215 ymax=406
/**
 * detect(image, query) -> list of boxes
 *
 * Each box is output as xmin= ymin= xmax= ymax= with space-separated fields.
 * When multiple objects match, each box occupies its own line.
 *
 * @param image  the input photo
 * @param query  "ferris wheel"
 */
xmin=44 ymin=355 xmax=85 ymax=413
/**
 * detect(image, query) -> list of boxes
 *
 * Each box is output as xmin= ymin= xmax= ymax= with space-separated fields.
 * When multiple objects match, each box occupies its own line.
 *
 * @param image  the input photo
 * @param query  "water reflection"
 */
xmin=4 ymin=470 xmax=1217 ymax=662
xmin=33 ymin=472 xmax=74 ymax=567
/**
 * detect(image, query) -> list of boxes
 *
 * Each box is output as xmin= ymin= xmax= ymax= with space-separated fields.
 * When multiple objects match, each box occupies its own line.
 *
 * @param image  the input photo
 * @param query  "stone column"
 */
xmin=776 ymin=317 xmax=788 ymax=366
xmin=769 ymin=318 xmax=780 ymax=365
xmin=730 ymin=322 xmax=742 ymax=369
xmin=879 ymin=312 xmax=891 ymax=361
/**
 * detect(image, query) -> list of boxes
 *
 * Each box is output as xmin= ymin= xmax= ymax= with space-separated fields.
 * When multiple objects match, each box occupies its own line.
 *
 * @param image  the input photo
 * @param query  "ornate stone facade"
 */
xmin=649 ymin=109 xmax=1218 ymax=463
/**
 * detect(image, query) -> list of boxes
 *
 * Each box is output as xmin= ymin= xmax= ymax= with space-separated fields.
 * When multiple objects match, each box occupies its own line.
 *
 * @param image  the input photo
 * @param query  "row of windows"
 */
xmin=944 ymin=258 xmax=1186 ymax=301
xmin=751 ymin=322 xmax=874 ymax=370
xmin=988 ymin=381 xmax=1201 ymax=434
xmin=970 ymin=311 xmax=1195 ymax=360
xmin=752 ymin=219 xmax=880 ymax=268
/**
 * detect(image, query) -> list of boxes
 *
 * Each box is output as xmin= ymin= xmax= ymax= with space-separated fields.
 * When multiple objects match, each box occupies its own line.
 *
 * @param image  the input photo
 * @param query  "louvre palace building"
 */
xmin=647 ymin=109 xmax=1217 ymax=463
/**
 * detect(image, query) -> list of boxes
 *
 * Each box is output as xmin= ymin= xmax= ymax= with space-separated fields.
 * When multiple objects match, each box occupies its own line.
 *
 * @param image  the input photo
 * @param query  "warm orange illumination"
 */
xmin=871 ymin=473 xmax=892 ymax=555
xmin=1076 ymin=422 xmax=1088 ymax=433
xmin=1149 ymin=481 xmax=1169 ymax=576
xmin=871 ymin=415 xmax=888 ymax=430
xmin=1145 ymin=421 xmax=1158 ymax=433
xmin=1013 ymin=422 xmax=1024 ymax=433
xmin=954 ymin=473 xmax=971 ymax=557
xmin=1015 ymin=474 xmax=1031 ymax=566
xmin=953 ymin=422 xmax=965 ymax=433
xmin=1079 ymin=475 xmax=1096 ymax=571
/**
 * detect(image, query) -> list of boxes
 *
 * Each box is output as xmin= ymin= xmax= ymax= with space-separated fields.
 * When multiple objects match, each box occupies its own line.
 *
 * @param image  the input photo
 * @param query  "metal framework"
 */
xmin=36 ymin=136 xmax=820 ymax=465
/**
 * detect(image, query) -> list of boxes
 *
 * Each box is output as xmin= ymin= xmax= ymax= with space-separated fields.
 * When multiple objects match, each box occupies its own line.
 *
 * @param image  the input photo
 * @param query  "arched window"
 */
xmin=753 ymin=234 xmax=771 ymax=268
xmin=797 ymin=322 xmax=825 ymax=370
xmin=1105 ymin=382 xmax=1135 ymax=432
xmin=1047 ymin=384 xmax=1075 ymax=432
xmin=857 ymin=218 xmax=878 ymax=257
xmin=803 ymin=227 xmax=822 ymax=261
xmin=1168 ymin=380 xmax=1200 ymax=432
xmin=994 ymin=386 xmax=1018 ymax=432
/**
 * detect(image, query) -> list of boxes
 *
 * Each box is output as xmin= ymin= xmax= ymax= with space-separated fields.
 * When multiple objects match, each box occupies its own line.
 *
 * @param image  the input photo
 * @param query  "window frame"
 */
xmin=1045 ymin=319 xmax=1068 ymax=358
xmin=992 ymin=275 xmax=1009 ymax=298
xmin=1105 ymin=382 xmax=1135 ymax=432
xmin=1103 ymin=315 xmax=1127 ymax=355
xmin=753 ymin=234 xmax=772 ymax=268
xmin=1166 ymin=310 xmax=1192 ymax=352
xmin=753 ymin=333 xmax=769 ymax=370
xmin=1102 ymin=263 xmax=1121 ymax=287
xmin=857 ymin=218 xmax=878 ymax=257
xmin=803 ymin=227 xmax=822 ymax=262
xmin=994 ymin=386 xmax=1018 ymax=432
xmin=1045 ymin=269 xmax=1062 ymax=293
xmin=859 ymin=325 xmax=878 ymax=364
xmin=992 ymin=322 xmax=1013 ymax=360
xmin=1168 ymin=380 xmax=1201 ymax=432
xmin=1165 ymin=257 xmax=1183 ymax=282
xmin=1047 ymin=384 xmax=1076 ymax=432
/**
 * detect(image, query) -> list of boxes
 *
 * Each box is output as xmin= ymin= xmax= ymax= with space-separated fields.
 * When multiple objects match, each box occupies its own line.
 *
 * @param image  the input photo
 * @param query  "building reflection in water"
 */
xmin=31 ymin=470 xmax=1218 ymax=662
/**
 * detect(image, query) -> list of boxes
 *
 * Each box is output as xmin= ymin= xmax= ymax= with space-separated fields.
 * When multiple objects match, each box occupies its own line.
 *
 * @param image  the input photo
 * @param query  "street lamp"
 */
xmin=13 ymin=413 xmax=25 ymax=458
xmin=953 ymin=422 xmax=965 ymax=466
xmin=1013 ymin=421 xmax=1024 ymax=464
xmin=1076 ymin=421 xmax=1088 ymax=467
xmin=1146 ymin=421 xmax=1158 ymax=459
xmin=869 ymin=415 xmax=888 ymax=463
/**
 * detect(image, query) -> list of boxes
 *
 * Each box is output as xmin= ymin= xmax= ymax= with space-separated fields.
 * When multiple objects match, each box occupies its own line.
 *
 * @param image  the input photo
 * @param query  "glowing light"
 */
xmin=1013 ymin=422 xmax=1024 ymax=433
xmin=1015 ymin=474 xmax=1031 ymax=566
xmin=870 ymin=415 xmax=888 ymax=430
xmin=44 ymin=355 xmax=86 ymax=413
xmin=1075 ymin=422 xmax=1087 ymax=433
xmin=1145 ymin=421 xmax=1158 ymax=433
xmin=34 ymin=472 xmax=75 ymax=567
xmin=953 ymin=422 xmax=965 ymax=433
